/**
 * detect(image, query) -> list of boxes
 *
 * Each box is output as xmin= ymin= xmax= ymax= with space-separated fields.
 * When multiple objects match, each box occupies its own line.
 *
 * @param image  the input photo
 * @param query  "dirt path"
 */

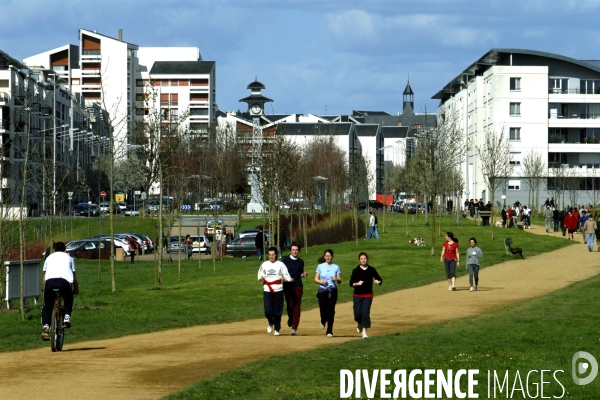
xmin=1 ymin=225 xmax=598 ymax=400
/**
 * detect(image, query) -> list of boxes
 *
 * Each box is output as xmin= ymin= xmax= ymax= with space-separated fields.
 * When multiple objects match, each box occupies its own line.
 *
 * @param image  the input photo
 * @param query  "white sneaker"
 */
xmin=470 ymin=287 xmax=474 ymax=292
xmin=326 ymin=333 xmax=333 ymax=338
xmin=362 ymin=331 xmax=368 ymax=339
xmin=274 ymin=331 xmax=280 ymax=336
xmin=290 ymin=329 xmax=296 ymax=336
xmin=320 ymin=323 xmax=325 ymax=330
xmin=267 ymin=324 xmax=272 ymax=334
xmin=448 ymin=285 xmax=453 ymax=291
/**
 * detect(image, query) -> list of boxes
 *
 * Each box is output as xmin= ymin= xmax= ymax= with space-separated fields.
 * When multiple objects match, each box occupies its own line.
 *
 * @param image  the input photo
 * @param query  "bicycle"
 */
xmin=49 ymin=288 xmax=65 ymax=352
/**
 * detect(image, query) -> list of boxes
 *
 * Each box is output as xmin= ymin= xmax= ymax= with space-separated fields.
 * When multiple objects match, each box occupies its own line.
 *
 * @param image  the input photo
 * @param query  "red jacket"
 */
xmin=564 ymin=213 xmax=578 ymax=231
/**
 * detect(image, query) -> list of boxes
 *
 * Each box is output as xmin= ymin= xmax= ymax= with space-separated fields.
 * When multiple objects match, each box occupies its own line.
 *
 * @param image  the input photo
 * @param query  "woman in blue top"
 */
xmin=314 ymin=249 xmax=342 ymax=337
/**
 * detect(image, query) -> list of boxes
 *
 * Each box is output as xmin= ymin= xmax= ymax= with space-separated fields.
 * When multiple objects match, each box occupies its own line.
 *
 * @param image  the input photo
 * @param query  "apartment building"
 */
xmin=24 ymin=29 xmax=216 ymax=157
xmin=0 ymin=50 xmax=100 ymax=214
xmin=433 ymin=49 xmax=600 ymax=208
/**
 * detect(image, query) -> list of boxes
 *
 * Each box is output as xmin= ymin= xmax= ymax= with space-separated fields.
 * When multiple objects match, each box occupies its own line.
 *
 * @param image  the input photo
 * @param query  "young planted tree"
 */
xmin=522 ymin=150 xmax=545 ymax=216
xmin=477 ymin=128 xmax=514 ymax=239
xmin=410 ymin=118 xmax=464 ymax=254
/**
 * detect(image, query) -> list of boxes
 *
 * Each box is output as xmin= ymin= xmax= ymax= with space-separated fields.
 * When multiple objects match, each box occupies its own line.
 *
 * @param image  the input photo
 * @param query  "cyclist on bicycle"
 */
xmin=41 ymin=242 xmax=79 ymax=340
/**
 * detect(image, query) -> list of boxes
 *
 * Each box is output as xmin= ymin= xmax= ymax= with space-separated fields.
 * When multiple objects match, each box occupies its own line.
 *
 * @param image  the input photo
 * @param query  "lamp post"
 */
xmin=501 ymin=194 xmax=506 ymax=207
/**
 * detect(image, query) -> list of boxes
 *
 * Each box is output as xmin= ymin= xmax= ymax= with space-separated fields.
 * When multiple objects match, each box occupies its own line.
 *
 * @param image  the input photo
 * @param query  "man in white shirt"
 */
xmin=257 ymin=247 xmax=293 ymax=336
xmin=41 ymin=242 xmax=79 ymax=340
xmin=366 ymin=212 xmax=377 ymax=239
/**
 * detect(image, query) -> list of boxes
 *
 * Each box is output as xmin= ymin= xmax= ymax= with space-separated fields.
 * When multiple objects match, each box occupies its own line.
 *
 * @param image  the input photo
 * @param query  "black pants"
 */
xmin=317 ymin=289 xmax=338 ymax=335
xmin=263 ymin=291 xmax=284 ymax=332
xmin=353 ymin=297 xmax=373 ymax=329
xmin=42 ymin=278 xmax=73 ymax=327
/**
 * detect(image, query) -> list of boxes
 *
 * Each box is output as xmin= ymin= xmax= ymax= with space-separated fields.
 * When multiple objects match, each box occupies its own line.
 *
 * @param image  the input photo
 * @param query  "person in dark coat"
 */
xmin=255 ymin=228 xmax=264 ymax=261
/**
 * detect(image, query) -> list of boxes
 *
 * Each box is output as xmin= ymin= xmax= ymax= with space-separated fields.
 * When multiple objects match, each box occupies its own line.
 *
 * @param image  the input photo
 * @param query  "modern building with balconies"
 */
xmin=433 ymin=49 xmax=600 ymax=209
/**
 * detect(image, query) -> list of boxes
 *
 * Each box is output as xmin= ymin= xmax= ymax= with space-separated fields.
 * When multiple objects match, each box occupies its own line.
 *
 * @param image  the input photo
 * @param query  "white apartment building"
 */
xmin=24 ymin=29 xmax=216 ymax=158
xmin=0 ymin=50 xmax=101 ymax=214
xmin=433 ymin=49 xmax=600 ymax=209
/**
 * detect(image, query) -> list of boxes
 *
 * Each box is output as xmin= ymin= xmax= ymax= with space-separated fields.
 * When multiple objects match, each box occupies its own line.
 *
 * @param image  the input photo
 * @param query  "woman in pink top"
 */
xmin=440 ymin=232 xmax=460 ymax=291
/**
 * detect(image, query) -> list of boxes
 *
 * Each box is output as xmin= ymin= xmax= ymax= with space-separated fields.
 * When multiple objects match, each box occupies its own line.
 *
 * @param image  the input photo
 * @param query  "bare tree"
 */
xmin=410 ymin=117 xmax=465 ymax=253
xmin=522 ymin=150 xmax=545 ymax=216
xmin=477 ymin=128 xmax=514 ymax=239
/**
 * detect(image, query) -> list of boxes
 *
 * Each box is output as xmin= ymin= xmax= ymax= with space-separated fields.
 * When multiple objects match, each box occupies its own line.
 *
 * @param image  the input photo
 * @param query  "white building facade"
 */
xmin=433 ymin=49 xmax=600 ymax=209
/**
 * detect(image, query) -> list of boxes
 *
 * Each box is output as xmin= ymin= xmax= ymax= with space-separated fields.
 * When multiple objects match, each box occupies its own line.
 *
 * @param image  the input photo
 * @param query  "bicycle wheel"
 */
xmin=56 ymin=314 xmax=64 ymax=351
xmin=50 ymin=307 xmax=58 ymax=352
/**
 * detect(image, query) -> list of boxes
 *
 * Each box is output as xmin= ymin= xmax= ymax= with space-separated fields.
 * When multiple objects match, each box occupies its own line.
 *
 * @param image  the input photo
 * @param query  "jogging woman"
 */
xmin=440 ymin=232 xmax=459 ymax=291
xmin=314 ymin=249 xmax=341 ymax=337
xmin=349 ymin=252 xmax=382 ymax=339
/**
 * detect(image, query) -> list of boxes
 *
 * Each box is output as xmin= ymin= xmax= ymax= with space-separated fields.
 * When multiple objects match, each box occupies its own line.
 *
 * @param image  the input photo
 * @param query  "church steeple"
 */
xmin=403 ymin=79 xmax=414 ymax=112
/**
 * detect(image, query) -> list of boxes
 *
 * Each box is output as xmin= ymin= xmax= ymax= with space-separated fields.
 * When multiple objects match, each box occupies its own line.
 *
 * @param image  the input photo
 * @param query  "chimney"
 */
xmin=119 ymin=29 xmax=123 ymax=41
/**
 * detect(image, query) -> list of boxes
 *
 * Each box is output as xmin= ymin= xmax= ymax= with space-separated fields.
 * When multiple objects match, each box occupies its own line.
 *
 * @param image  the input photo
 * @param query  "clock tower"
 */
xmin=239 ymin=78 xmax=273 ymax=116
xmin=239 ymin=79 xmax=273 ymax=213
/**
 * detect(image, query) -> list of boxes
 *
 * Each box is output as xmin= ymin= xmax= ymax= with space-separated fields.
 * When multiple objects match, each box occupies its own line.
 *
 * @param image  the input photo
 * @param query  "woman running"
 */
xmin=349 ymin=252 xmax=382 ymax=339
xmin=314 ymin=249 xmax=341 ymax=338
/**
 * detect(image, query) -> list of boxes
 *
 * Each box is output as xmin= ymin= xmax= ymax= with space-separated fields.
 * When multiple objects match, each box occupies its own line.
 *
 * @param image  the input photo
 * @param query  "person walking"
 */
xmin=507 ymin=206 xmax=514 ymax=228
xmin=314 ymin=249 xmax=342 ymax=337
xmin=582 ymin=212 xmax=597 ymax=252
xmin=373 ymin=213 xmax=380 ymax=239
xmin=127 ymin=237 xmax=138 ymax=264
xmin=349 ymin=252 xmax=382 ymax=339
xmin=501 ymin=205 xmax=507 ymax=227
xmin=183 ymin=234 xmax=193 ymax=260
xmin=552 ymin=207 xmax=560 ymax=233
xmin=564 ymin=209 xmax=578 ymax=240
xmin=215 ymin=229 xmax=223 ymax=257
xmin=365 ymin=212 xmax=377 ymax=239
xmin=41 ymin=242 xmax=79 ymax=340
xmin=544 ymin=206 xmax=553 ymax=233
xmin=255 ymin=227 xmax=264 ymax=261
xmin=258 ymin=247 xmax=293 ymax=336
xmin=466 ymin=237 xmax=483 ymax=291
xmin=595 ymin=216 xmax=600 ymax=252
xmin=440 ymin=232 xmax=459 ymax=291
xmin=282 ymin=242 xmax=307 ymax=336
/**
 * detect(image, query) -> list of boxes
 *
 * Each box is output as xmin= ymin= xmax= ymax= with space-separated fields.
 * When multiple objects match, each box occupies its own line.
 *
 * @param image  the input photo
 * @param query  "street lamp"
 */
xmin=501 ymin=194 xmax=506 ymax=207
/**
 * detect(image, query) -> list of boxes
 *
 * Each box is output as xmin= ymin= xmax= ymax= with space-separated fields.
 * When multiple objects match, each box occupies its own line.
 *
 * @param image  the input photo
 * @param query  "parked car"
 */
xmin=124 ymin=205 xmax=140 ymax=216
xmin=66 ymin=239 xmax=115 ymax=260
xmin=167 ymin=235 xmax=185 ymax=254
xmin=407 ymin=202 xmax=426 ymax=214
xmin=91 ymin=235 xmax=131 ymax=256
xmin=116 ymin=201 xmax=127 ymax=212
xmin=237 ymin=228 xmax=260 ymax=238
xmin=73 ymin=203 xmax=101 ymax=217
xmin=226 ymin=236 xmax=258 ymax=258
xmin=191 ymin=235 xmax=211 ymax=254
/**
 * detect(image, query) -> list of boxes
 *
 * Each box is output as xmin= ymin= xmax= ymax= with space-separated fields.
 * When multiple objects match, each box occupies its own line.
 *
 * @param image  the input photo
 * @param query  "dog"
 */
xmin=409 ymin=237 xmax=425 ymax=246
xmin=496 ymin=221 xmax=504 ymax=228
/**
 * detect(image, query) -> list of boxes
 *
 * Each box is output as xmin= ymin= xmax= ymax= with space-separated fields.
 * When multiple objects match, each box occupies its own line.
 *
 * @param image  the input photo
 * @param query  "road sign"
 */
xmin=141 ymin=192 xmax=147 ymax=200
xmin=181 ymin=204 xmax=191 ymax=210
xmin=100 ymin=191 xmax=107 ymax=198
xmin=134 ymin=190 xmax=141 ymax=195
xmin=67 ymin=191 xmax=73 ymax=200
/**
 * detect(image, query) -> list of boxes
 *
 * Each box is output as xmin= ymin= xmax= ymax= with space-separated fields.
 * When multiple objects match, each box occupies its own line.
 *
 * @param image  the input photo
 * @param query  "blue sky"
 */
xmin=2 ymin=0 xmax=600 ymax=116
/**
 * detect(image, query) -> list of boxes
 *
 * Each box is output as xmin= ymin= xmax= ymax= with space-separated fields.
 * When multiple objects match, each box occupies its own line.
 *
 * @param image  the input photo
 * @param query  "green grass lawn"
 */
xmin=0 ymin=213 xmax=572 ymax=353
xmin=165 ymin=272 xmax=600 ymax=399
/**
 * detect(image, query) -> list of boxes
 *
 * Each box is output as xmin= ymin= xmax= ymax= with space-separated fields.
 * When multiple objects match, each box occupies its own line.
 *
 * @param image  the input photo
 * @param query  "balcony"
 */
xmin=0 ymin=93 xmax=8 ymax=103
xmin=548 ymin=89 xmax=600 ymax=95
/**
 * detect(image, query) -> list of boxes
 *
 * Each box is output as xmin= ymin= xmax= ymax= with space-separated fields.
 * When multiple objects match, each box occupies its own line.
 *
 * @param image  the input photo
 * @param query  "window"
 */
xmin=190 ymin=108 xmax=208 ymax=116
xmin=580 ymin=79 xmax=600 ymax=94
xmin=170 ymin=109 xmax=178 ymax=120
xmin=510 ymin=77 xmax=521 ymax=91
xmin=509 ymin=152 xmax=521 ymax=165
xmin=508 ymin=180 xmax=521 ymax=190
xmin=190 ymin=122 xmax=208 ymax=132
xmin=510 ymin=102 xmax=521 ymax=116
xmin=509 ymin=128 xmax=521 ymax=141
xmin=549 ymin=78 xmax=569 ymax=94
xmin=136 ymin=79 xmax=144 ymax=87
xmin=135 ymin=93 xmax=144 ymax=101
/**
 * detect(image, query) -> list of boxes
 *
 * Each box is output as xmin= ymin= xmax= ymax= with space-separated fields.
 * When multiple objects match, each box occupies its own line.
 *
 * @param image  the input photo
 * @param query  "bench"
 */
xmin=504 ymin=237 xmax=524 ymax=258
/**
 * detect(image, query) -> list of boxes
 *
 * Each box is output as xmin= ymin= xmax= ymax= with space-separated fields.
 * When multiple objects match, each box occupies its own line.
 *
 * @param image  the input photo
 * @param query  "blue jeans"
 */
xmin=366 ymin=226 xmax=376 ymax=239
xmin=553 ymin=220 xmax=559 ymax=232
xmin=257 ymin=247 xmax=263 ymax=259
xmin=587 ymin=233 xmax=595 ymax=251
xmin=374 ymin=225 xmax=379 ymax=239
